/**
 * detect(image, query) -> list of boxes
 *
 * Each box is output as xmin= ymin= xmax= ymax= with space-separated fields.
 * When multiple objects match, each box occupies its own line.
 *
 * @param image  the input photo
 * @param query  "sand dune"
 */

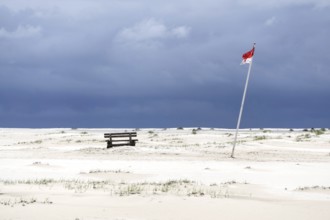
xmin=0 ymin=128 xmax=330 ymax=219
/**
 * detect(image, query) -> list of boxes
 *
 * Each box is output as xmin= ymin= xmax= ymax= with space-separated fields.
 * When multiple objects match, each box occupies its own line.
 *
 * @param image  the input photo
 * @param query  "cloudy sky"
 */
xmin=0 ymin=0 xmax=329 ymax=128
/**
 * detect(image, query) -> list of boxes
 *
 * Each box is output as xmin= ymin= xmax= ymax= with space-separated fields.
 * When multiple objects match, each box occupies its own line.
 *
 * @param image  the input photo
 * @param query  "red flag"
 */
xmin=241 ymin=45 xmax=255 ymax=65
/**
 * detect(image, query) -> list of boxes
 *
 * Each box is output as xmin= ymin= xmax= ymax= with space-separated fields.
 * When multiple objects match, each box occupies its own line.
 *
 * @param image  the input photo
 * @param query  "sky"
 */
xmin=0 ymin=0 xmax=329 ymax=128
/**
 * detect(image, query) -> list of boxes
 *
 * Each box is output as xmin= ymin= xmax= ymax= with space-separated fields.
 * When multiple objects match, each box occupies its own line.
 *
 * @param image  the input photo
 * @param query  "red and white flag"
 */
xmin=241 ymin=45 xmax=255 ymax=65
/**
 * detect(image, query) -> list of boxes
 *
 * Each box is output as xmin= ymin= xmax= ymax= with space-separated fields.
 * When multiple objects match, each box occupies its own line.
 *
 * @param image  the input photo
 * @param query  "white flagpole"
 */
xmin=231 ymin=44 xmax=255 ymax=158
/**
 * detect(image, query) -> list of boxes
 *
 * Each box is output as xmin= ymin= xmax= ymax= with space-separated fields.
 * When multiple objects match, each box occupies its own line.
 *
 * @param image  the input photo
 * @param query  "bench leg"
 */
xmin=107 ymin=141 xmax=113 ymax=148
xmin=130 ymin=140 xmax=136 ymax=146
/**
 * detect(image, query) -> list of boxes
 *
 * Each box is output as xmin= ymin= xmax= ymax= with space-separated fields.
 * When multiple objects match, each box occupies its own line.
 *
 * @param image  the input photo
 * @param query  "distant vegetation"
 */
xmin=254 ymin=136 xmax=266 ymax=141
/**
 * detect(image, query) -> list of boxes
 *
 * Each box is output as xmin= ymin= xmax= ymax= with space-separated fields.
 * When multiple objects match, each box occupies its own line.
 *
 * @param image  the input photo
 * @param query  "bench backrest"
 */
xmin=104 ymin=132 xmax=137 ymax=138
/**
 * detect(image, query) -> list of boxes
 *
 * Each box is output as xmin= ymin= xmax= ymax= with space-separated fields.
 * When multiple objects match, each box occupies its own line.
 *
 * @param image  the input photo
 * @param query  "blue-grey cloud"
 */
xmin=0 ymin=1 xmax=329 ymax=128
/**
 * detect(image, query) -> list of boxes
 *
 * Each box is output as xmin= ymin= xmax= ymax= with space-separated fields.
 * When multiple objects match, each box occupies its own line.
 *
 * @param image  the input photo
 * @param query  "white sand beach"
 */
xmin=1 ymin=128 xmax=330 ymax=220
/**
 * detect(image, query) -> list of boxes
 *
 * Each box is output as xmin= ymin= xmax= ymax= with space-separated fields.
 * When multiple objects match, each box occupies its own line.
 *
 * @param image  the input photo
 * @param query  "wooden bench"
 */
xmin=104 ymin=132 xmax=138 ymax=148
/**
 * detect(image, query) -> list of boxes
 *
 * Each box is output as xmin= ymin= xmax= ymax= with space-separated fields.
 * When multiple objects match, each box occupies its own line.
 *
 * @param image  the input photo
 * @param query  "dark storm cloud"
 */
xmin=0 ymin=0 xmax=329 ymax=128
